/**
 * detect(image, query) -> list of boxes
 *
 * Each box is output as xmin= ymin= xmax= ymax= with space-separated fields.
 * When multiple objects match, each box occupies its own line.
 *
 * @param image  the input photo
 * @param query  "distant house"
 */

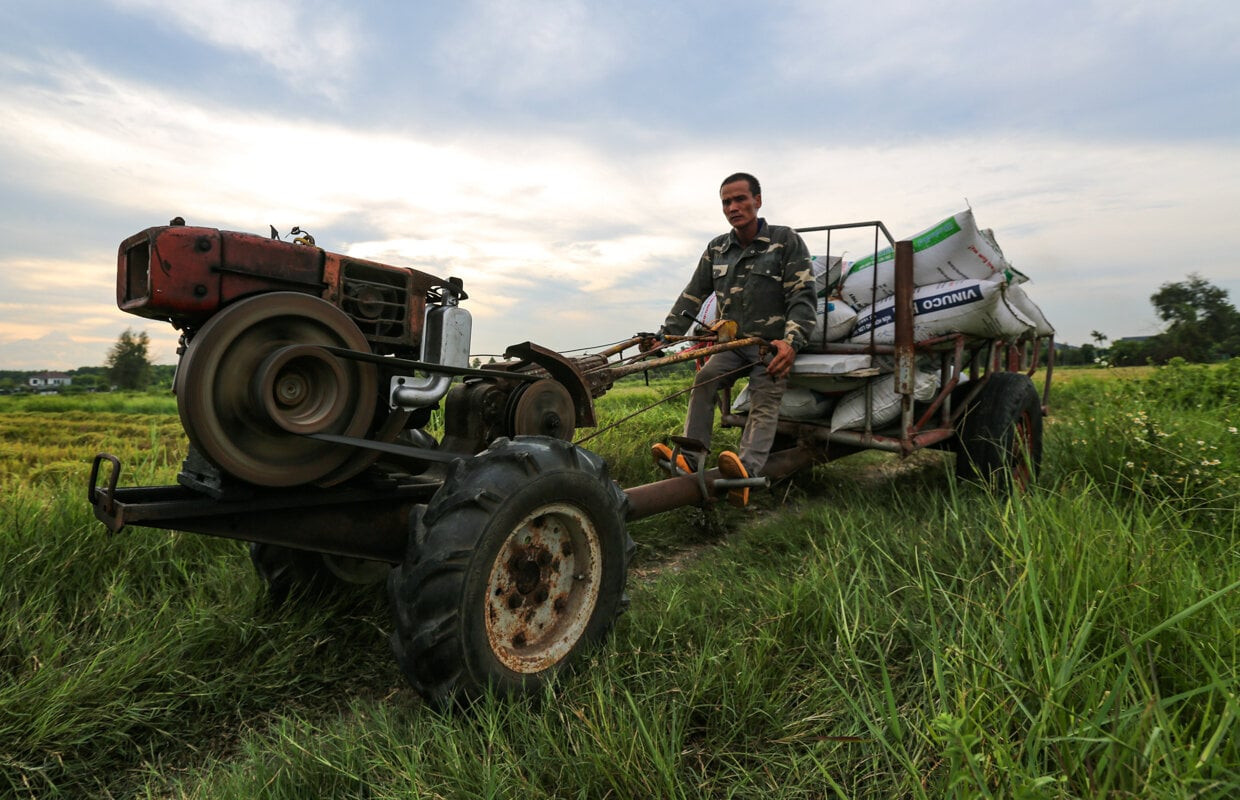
xmin=28 ymin=372 xmax=72 ymax=389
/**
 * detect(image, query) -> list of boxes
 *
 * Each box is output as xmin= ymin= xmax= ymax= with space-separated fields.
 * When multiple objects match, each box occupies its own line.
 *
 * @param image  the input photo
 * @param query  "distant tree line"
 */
xmin=1060 ymin=274 xmax=1239 ymax=367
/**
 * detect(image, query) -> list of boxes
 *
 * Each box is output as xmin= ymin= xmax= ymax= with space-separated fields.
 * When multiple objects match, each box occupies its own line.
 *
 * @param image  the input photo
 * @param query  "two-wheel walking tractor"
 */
xmin=88 ymin=219 xmax=1051 ymax=706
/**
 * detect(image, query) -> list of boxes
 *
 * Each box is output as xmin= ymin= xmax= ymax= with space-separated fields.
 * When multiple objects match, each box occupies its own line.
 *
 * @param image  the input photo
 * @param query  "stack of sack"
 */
xmin=839 ymin=209 xmax=1053 ymax=344
xmin=793 ymin=210 xmax=1052 ymax=430
xmin=735 ymin=368 xmax=942 ymax=432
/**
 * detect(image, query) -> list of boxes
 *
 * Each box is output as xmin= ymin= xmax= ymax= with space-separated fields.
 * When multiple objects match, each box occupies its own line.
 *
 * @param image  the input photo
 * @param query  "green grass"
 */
xmin=1 ymin=363 xmax=1237 ymax=798
xmin=0 ymin=391 xmax=179 ymax=416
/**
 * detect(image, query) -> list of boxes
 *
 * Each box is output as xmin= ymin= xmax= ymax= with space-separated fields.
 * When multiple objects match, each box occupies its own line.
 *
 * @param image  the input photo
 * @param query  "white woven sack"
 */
xmin=849 ymin=279 xmax=1036 ymax=345
xmin=840 ymin=209 xmax=1028 ymax=307
xmin=1003 ymin=282 xmax=1054 ymax=337
xmin=732 ymin=384 xmax=832 ymax=421
xmin=788 ymin=353 xmax=873 ymax=393
xmin=802 ymin=298 xmax=859 ymax=352
xmin=830 ymin=369 xmax=941 ymax=431
xmin=810 ymin=254 xmax=842 ymax=298
xmin=731 ymin=383 xmax=752 ymax=412
xmin=689 ymin=292 xmax=720 ymax=334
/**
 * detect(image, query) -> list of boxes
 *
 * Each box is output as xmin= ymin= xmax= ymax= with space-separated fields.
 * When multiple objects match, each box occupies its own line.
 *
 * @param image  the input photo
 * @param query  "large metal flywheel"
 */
xmin=175 ymin=291 xmax=379 ymax=487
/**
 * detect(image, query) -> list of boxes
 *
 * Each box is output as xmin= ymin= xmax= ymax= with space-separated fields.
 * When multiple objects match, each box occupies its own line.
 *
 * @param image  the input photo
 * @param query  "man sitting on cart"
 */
xmin=647 ymin=172 xmax=817 ymax=504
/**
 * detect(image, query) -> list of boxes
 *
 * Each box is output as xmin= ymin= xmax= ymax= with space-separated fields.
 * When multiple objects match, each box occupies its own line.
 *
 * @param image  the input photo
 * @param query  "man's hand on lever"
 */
xmin=766 ymin=339 xmax=795 ymax=379
xmin=636 ymin=331 xmax=667 ymax=354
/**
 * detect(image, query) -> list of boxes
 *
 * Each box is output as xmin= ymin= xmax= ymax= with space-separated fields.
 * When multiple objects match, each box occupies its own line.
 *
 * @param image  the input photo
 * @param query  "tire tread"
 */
xmin=388 ymin=436 xmax=632 ymax=706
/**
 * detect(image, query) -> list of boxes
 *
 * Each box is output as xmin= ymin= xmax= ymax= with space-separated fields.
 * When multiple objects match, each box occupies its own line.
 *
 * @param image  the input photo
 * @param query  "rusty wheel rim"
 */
xmin=484 ymin=502 xmax=602 ymax=674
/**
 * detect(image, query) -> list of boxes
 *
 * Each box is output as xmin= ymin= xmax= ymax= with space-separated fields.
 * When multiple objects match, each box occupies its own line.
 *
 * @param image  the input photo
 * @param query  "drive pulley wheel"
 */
xmin=388 ymin=436 xmax=633 ymax=706
xmin=508 ymin=378 xmax=576 ymax=440
xmin=175 ymin=292 xmax=377 ymax=487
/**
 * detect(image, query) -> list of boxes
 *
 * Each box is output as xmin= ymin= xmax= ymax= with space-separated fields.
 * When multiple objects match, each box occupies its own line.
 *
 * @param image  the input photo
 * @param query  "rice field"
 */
xmin=0 ymin=361 xmax=1236 ymax=798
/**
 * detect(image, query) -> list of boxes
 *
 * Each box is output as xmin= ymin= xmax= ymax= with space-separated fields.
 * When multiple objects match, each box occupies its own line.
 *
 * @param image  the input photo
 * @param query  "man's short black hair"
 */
xmin=721 ymin=172 xmax=761 ymax=197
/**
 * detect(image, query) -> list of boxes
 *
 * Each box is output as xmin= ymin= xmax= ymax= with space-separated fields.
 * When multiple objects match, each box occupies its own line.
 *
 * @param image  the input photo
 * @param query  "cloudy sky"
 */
xmin=1 ymin=0 xmax=1237 ymax=370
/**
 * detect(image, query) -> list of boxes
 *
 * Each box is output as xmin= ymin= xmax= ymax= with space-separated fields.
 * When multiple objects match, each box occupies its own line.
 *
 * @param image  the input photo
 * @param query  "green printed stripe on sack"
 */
xmin=845 ymin=214 xmax=964 ymax=275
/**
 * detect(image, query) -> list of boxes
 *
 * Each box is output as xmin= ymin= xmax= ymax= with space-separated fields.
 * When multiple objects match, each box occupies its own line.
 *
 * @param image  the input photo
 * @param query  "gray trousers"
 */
xmin=683 ymin=345 xmax=786 ymax=476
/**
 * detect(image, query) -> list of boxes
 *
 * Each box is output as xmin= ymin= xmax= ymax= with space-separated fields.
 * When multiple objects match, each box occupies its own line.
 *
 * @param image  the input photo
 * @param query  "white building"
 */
xmin=28 ymin=372 xmax=72 ymax=389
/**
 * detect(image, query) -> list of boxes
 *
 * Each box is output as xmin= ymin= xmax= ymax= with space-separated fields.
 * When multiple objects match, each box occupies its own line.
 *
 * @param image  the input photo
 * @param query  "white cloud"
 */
xmin=770 ymin=0 xmax=1240 ymax=140
xmin=433 ymin=0 xmax=627 ymax=97
xmin=108 ymin=0 xmax=361 ymax=93
xmin=773 ymin=0 xmax=985 ymax=83
xmin=1097 ymin=0 xmax=1240 ymax=58
xmin=2 ymin=45 xmax=1239 ymax=365
xmin=4 ymin=258 xmax=115 ymax=293
xmin=0 ymin=317 xmax=181 ymax=371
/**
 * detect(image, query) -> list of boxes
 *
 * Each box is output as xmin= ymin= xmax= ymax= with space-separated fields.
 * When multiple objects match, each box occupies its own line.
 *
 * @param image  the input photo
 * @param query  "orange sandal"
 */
xmin=717 ymin=450 xmax=750 ymax=507
xmin=651 ymin=442 xmax=692 ymax=474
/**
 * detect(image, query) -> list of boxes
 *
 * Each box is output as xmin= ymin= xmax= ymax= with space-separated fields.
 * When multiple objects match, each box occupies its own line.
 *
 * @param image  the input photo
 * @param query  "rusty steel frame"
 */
xmin=89 ymin=454 xmax=439 ymax=562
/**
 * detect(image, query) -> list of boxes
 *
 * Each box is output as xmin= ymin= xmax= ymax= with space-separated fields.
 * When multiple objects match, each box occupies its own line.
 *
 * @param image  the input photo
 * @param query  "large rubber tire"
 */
xmin=388 ymin=436 xmax=633 ymax=707
xmin=956 ymin=372 xmax=1043 ymax=491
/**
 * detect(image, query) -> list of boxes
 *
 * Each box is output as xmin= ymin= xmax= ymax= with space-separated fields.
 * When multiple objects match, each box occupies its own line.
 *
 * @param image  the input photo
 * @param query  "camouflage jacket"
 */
xmin=661 ymin=219 xmax=817 ymax=351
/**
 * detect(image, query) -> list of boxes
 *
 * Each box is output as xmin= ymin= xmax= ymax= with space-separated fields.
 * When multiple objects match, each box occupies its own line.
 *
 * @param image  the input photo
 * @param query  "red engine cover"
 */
xmin=116 ymin=223 xmax=451 ymax=354
xmin=117 ymin=226 xmax=326 ymax=325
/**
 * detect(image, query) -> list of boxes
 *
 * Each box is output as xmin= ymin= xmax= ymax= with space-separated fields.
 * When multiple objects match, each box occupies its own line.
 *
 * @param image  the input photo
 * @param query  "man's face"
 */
xmin=720 ymin=180 xmax=761 ymax=231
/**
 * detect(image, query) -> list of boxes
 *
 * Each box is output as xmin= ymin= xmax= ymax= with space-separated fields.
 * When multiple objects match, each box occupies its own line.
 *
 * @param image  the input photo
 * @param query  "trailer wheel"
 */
xmin=388 ymin=436 xmax=633 ymax=707
xmin=250 ymin=543 xmax=389 ymax=604
xmin=956 ymin=372 xmax=1043 ymax=491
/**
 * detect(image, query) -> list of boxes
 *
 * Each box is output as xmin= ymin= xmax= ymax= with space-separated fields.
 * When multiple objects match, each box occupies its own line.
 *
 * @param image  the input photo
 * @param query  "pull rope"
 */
xmin=573 ymin=358 xmax=760 ymax=446
xmin=556 ymin=337 xmax=633 ymax=355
